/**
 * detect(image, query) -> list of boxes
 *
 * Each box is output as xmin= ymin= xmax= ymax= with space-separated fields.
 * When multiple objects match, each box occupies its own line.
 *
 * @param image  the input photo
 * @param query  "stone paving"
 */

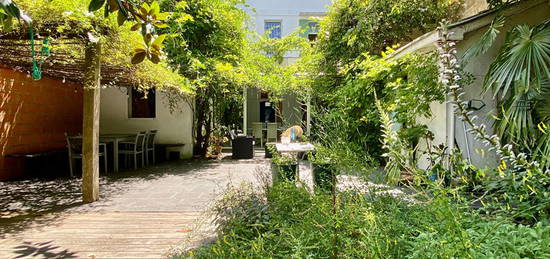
xmin=0 ymin=154 xmax=273 ymax=258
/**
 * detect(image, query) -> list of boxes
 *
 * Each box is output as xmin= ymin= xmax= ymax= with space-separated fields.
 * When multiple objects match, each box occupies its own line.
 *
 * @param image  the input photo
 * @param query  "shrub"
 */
xmin=182 ymin=182 xmax=550 ymax=258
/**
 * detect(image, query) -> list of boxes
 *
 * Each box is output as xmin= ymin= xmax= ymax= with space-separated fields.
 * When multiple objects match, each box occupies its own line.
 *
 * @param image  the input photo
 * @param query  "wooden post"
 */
xmin=82 ymin=41 xmax=101 ymax=203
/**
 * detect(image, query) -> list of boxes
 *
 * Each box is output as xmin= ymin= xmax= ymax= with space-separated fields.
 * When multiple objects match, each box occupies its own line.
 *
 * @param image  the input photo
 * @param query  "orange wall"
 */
xmin=0 ymin=68 xmax=83 ymax=180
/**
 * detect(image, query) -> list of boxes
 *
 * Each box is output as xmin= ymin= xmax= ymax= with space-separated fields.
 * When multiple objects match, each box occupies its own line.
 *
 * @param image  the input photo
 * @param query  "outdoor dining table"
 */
xmin=99 ymin=134 xmax=135 ymax=173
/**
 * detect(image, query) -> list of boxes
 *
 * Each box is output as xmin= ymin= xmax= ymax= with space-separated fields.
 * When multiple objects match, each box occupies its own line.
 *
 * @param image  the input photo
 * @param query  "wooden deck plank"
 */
xmin=0 ymin=211 xmax=208 ymax=258
xmin=1 ymin=238 xmax=186 ymax=246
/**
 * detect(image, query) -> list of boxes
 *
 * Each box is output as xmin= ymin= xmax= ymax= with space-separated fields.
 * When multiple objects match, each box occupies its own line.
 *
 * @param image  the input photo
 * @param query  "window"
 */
xmin=264 ymin=21 xmax=282 ymax=39
xmin=129 ymin=87 xmax=156 ymax=118
xmin=299 ymin=20 xmax=320 ymax=42
xmin=260 ymin=101 xmax=276 ymax=123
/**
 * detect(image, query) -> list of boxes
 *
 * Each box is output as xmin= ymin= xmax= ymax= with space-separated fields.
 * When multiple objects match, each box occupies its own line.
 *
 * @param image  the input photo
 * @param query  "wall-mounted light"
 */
xmin=467 ymin=99 xmax=486 ymax=111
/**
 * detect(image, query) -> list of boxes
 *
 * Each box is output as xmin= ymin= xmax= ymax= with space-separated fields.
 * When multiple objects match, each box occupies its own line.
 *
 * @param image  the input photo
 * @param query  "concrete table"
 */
xmin=275 ymin=143 xmax=315 ymax=181
xmin=275 ymin=142 xmax=315 ymax=154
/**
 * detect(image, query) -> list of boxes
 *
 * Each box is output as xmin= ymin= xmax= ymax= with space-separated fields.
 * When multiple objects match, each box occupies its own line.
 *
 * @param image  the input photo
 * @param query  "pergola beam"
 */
xmin=82 ymin=41 xmax=101 ymax=203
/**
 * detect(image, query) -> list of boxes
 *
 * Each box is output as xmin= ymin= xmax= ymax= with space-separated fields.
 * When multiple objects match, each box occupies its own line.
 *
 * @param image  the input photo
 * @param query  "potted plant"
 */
xmin=309 ymin=146 xmax=337 ymax=191
xmin=265 ymin=143 xmax=276 ymax=158
xmin=207 ymin=127 xmax=229 ymax=159
xmin=271 ymin=153 xmax=298 ymax=182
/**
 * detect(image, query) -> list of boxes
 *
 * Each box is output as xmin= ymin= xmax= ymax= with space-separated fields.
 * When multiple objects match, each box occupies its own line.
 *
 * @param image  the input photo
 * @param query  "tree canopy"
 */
xmin=0 ymin=0 xmax=190 ymax=92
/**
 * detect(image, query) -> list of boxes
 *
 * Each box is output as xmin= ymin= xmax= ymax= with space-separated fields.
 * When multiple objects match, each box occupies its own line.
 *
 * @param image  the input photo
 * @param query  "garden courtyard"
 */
xmin=2 ymin=0 xmax=550 ymax=258
xmin=0 ymin=155 xmax=398 ymax=258
xmin=0 ymin=155 xmax=269 ymax=258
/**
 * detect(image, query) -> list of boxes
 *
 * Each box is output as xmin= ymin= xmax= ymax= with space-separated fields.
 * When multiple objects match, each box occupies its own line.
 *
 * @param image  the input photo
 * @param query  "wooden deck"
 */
xmin=0 ymin=211 xmax=210 ymax=259
xmin=0 ymin=159 xmax=267 ymax=258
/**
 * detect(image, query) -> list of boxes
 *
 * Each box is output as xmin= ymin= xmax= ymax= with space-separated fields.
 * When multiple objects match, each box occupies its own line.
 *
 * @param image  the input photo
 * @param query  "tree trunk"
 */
xmin=82 ymin=41 xmax=101 ymax=203
xmin=193 ymin=87 xmax=212 ymax=157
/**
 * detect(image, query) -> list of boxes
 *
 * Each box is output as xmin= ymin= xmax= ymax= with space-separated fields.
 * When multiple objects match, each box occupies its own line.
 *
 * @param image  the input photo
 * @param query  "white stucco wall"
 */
xmin=243 ymin=0 xmax=331 ymax=59
xmin=462 ymin=0 xmax=489 ymax=18
xmin=99 ymin=87 xmax=193 ymax=158
xmin=244 ymin=0 xmax=331 ymax=36
xmin=417 ymin=101 xmax=448 ymax=169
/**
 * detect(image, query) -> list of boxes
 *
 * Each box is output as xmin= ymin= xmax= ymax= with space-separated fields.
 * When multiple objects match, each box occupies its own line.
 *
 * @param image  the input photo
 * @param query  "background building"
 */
xmin=242 ymin=0 xmax=331 ymax=136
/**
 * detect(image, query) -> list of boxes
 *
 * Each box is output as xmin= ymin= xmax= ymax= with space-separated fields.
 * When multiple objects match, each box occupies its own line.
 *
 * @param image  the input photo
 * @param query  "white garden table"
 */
xmin=275 ymin=142 xmax=315 ymax=154
xmin=274 ymin=143 xmax=315 ymax=181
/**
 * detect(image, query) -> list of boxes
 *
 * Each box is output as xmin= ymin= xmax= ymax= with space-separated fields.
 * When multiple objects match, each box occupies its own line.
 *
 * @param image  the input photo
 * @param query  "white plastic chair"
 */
xmin=145 ymin=130 xmax=158 ymax=165
xmin=252 ymin=122 xmax=264 ymax=147
xmin=118 ymin=131 xmax=147 ymax=169
xmin=266 ymin=123 xmax=278 ymax=143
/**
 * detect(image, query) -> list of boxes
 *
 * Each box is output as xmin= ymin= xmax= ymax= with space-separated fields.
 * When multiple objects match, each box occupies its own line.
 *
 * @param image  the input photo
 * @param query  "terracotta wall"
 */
xmin=0 ymin=67 xmax=83 ymax=180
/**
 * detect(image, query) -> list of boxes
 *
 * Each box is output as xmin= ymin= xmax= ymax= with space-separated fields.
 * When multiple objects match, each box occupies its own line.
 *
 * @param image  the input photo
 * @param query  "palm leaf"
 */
xmin=462 ymin=15 xmax=505 ymax=62
xmin=534 ymin=86 xmax=550 ymax=121
xmin=484 ymin=20 xmax=550 ymax=97
xmin=495 ymin=85 xmax=538 ymax=149
xmin=533 ymin=88 xmax=550 ymax=169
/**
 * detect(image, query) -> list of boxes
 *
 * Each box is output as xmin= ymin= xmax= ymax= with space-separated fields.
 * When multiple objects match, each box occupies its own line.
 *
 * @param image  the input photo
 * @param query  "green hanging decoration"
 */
xmin=41 ymin=39 xmax=51 ymax=56
xmin=29 ymin=24 xmax=51 ymax=81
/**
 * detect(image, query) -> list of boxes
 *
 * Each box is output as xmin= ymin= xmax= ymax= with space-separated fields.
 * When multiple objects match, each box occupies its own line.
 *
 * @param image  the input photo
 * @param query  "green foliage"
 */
xmin=3 ymin=0 xmax=188 ymax=91
xmin=87 ymin=0 xmax=170 ymax=64
xmin=181 ymin=182 xmax=550 ymax=258
xmin=238 ymin=32 xmax=314 ymax=99
xmin=308 ymin=0 xmax=455 ymax=170
xmin=212 ymin=183 xmax=270 ymax=240
xmin=376 ymin=98 xmax=416 ymax=185
xmin=462 ymin=15 xmax=505 ymax=62
xmin=485 ymin=21 xmax=550 ymax=98
xmin=162 ymin=0 xmax=248 ymax=156
xmin=438 ymin=21 xmax=550 ymax=224
xmin=484 ymin=19 xmax=550 ymax=167
xmin=271 ymin=153 xmax=297 ymax=166
xmin=314 ymin=0 xmax=460 ymax=79
xmin=313 ymin=51 xmax=443 ymax=169
xmin=407 ymin=205 xmax=550 ymax=258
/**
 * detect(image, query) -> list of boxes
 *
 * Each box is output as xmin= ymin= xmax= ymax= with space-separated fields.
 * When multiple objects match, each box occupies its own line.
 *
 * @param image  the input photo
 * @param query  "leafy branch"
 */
xmin=88 ymin=0 xmax=169 ymax=64
xmin=1 ymin=0 xmax=31 ymax=31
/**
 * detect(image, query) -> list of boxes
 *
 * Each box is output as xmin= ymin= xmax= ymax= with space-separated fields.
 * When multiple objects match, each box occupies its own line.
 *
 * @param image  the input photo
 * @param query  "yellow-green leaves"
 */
xmin=0 ymin=11 xmax=14 ymax=32
xmin=152 ymin=34 xmax=166 ymax=48
xmin=131 ymin=1 xmax=170 ymax=64
xmin=87 ymin=0 xmax=170 ymax=65
xmin=537 ymin=122 xmax=547 ymax=134
xmin=215 ymin=62 xmax=233 ymax=72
